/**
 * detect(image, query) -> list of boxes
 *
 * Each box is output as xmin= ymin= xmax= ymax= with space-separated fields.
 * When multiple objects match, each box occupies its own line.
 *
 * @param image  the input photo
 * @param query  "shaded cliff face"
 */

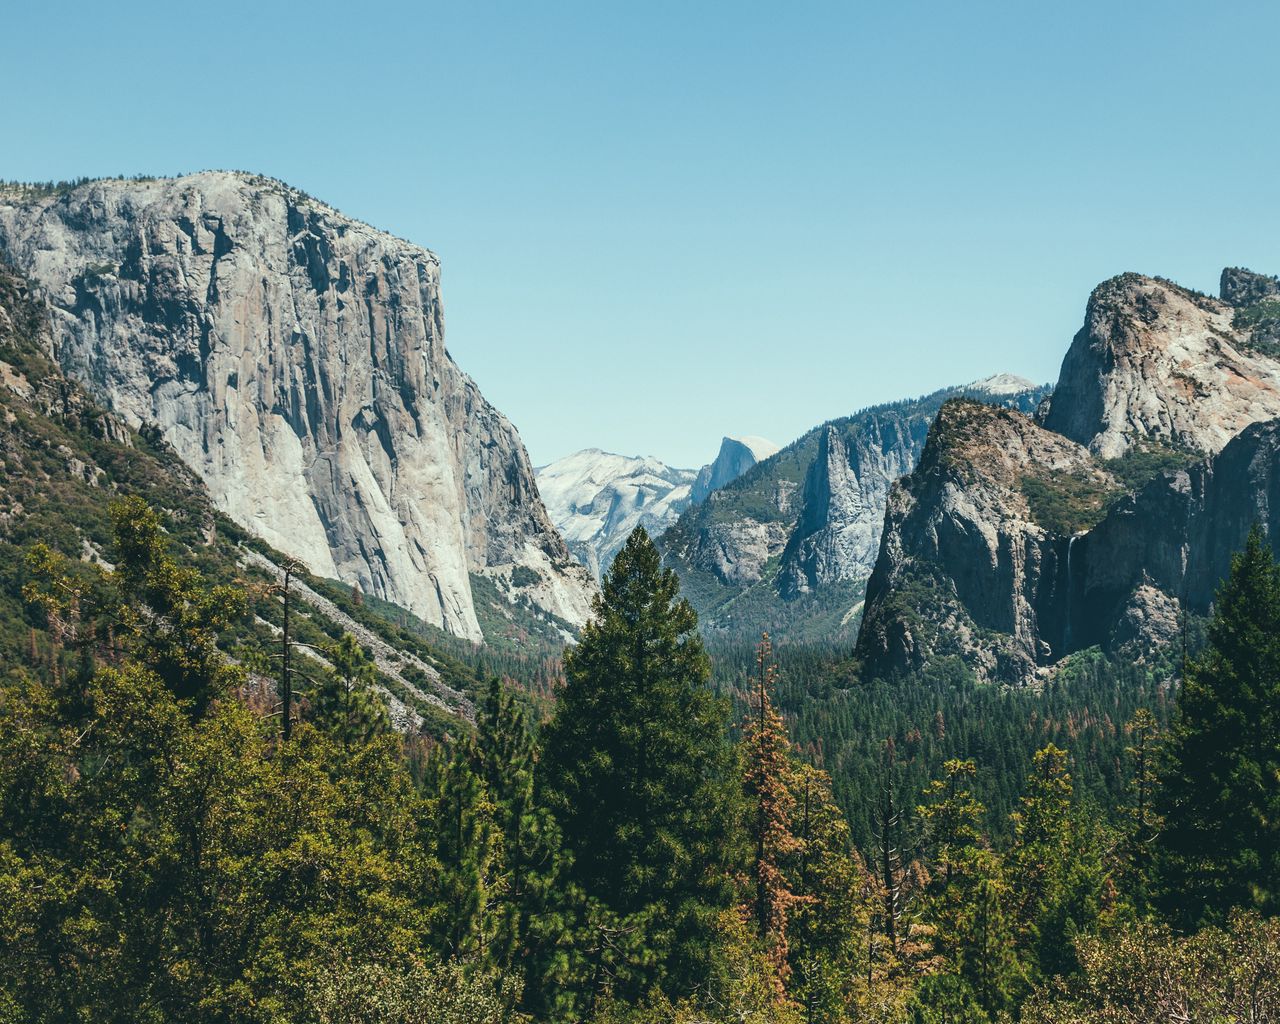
xmin=659 ymin=377 xmax=1049 ymax=641
xmin=855 ymin=400 xmax=1116 ymax=683
xmin=858 ymin=267 xmax=1280 ymax=685
xmin=690 ymin=436 xmax=780 ymax=504
xmin=0 ymin=173 xmax=594 ymax=641
xmin=1040 ymin=274 xmax=1280 ymax=458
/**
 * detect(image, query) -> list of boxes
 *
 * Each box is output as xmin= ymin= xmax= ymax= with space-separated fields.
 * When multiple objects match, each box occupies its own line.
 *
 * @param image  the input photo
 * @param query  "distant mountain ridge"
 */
xmin=536 ymin=434 xmax=779 ymax=580
xmin=658 ymin=375 xmax=1050 ymax=641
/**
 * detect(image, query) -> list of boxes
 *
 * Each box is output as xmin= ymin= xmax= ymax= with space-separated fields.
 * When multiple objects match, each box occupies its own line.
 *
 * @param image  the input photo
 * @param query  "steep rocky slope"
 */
xmin=857 ymin=268 xmax=1280 ymax=684
xmin=0 ymin=173 xmax=594 ymax=642
xmin=855 ymin=400 xmax=1121 ymax=682
xmin=690 ymin=435 xmax=780 ymax=504
xmin=659 ymin=376 xmax=1049 ymax=641
xmin=0 ymin=259 xmax=478 ymax=730
xmin=1041 ymin=272 xmax=1280 ymax=457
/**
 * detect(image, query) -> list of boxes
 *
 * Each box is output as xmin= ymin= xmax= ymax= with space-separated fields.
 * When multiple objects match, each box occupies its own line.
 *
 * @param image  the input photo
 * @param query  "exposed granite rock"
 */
xmin=855 ymin=400 xmax=1115 ymax=683
xmin=690 ymin=436 xmax=780 ymax=504
xmin=1040 ymin=273 xmax=1280 ymax=458
xmin=1221 ymin=267 xmax=1280 ymax=307
xmin=858 ymin=267 xmax=1280 ymax=685
xmin=0 ymin=173 xmax=594 ymax=641
xmin=660 ymin=377 xmax=1049 ymax=641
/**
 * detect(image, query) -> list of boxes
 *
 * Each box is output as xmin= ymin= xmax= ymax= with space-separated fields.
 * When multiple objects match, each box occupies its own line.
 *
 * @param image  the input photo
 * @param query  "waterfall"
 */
xmin=1063 ymin=534 xmax=1077 ymax=653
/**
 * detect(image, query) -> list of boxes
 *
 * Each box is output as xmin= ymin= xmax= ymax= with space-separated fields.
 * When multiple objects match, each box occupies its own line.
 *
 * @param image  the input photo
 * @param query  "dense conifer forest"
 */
xmin=3 ymin=505 xmax=1279 ymax=1021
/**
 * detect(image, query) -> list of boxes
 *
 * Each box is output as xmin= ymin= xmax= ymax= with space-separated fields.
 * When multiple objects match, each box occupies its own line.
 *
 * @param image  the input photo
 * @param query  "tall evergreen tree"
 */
xmin=538 ymin=528 xmax=743 ymax=1002
xmin=917 ymin=759 xmax=1026 ymax=1019
xmin=1009 ymin=745 xmax=1107 ymax=982
xmin=742 ymin=632 xmax=803 ymax=989
xmin=1156 ymin=525 xmax=1280 ymax=926
xmin=788 ymin=762 xmax=872 ymax=1024
xmin=312 ymin=633 xmax=389 ymax=747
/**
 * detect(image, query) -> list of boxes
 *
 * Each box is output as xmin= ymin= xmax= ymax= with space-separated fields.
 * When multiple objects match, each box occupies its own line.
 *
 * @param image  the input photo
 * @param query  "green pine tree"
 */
xmin=538 ymin=527 xmax=744 ymax=1004
xmin=1156 ymin=525 xmax=1280 ymax=926
xmin=312 ymin=633 xmax=390 ymax=747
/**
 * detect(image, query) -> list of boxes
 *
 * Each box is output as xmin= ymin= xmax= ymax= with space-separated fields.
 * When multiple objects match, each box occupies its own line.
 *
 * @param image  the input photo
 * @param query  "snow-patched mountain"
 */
xmin=0 ymin=172 xmax=595 ymax=642
xmin=536 ymin=450 xmax=697 ymax=580
xmin=537 ymin=435 xmax=780 ymax=580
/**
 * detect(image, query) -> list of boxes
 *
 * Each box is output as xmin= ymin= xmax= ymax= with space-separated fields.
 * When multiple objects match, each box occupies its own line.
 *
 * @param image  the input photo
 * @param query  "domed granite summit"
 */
xmin=0 ymin=172 xmax=595 ymax=641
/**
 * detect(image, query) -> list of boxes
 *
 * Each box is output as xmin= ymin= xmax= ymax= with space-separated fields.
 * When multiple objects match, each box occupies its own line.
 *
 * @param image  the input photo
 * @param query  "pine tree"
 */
xmin=742 ymin=632 xmax=804 ymax=990
xmin=917 ymin=759 xmax=1027 ymax=1018
xmin=788 ymin=762 xmax=872 ymax=1024
xmin=1156 ymin=525 xmax=1280 ymax=926
xmin=1120 ymin=709 xmax=1161 ymax=910
xmin=1009 ymin=745 xmax=1106 ymax=982
xmin=872 ymin=738 xmax=911 ymax=964
xmin=312 ymin=633 xmax=389 ymax=747
xmin=423 ymin=743 xmax=503 ymax=964
xmin=538 ymin=527 xmax=743 ymax=1003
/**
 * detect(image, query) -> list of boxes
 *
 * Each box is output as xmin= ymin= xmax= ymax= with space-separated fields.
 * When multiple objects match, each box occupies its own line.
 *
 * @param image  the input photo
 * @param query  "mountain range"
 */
xmin=856 ymin=268 xmax=1280 ymax=684
xmin=535 ymin=435 xmax=778 ymax=580
xmin=657 ymin=375 xmax=1049 ymax=641
xmin=7 ymin=171 xmax=1280 ymax=695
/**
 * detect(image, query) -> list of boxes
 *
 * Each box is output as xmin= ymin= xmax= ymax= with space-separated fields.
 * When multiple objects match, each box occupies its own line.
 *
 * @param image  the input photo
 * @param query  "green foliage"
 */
xmin=1155 ymin=524 xmax=1280 ymax=927
xmin=305 ymin=957 xmax=528 ymax=1023
xmin=1101 ymin=438 xmax=1198 ymax=493
xmin=1020 ymin=912 xmax=1280 ymax=1024
xmin=540 ymin=528 xmax=746 ymax=1004
xmin=1019 ymin=469 xmax=1119 ymax=535
xmin=311 ymin=633 xmax=390 ymax=746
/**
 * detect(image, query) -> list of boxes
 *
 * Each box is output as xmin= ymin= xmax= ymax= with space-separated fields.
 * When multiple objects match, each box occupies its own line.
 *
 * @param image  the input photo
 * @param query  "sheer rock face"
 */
xmin=659 ymin=377 xmax=1048 ymax=640
xmin=777 ymin=416 xmax=931 ymax=598
xmin=1040 ymin=274 xmax=1280 ymax=458
xmin=855 ymin=400 xmax=1114 ymax=683
xmin=0 ymin=172 xmax=594 ymax=641
xmin=858 ymin=268 xmax=1280 ymax=685
xmin=690 ymin=436 xmax=780 ymax=505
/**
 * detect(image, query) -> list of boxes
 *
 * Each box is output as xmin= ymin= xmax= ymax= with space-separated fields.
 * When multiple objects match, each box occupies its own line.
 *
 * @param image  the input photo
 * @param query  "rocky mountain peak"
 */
xmin=1220 ymin=266 xmax=1280 ymax=307
xmin=690 ymin=435 xmax=781 ymax=504
xmin=1040 ymin=271 xmax=1280 ymax=459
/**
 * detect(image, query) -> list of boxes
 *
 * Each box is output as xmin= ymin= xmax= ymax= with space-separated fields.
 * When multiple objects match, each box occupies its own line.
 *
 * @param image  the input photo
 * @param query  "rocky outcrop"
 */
xmin=855 ymin=400 xmax=1116 ymax=683
xmin=858 ymin=267 xmax=1280 ymax=685
xmin=1221 ymin=267 xmax=1280 ymax=307
xmin=1040 ymin=274 xmax=1280 ymax=458
xmin=0 ymin=173 xmax=594 ymax=641
xmin=660 ymin=377 xmax=1049 ymax=641
xmin=536 ymin=449 xmax=696 ymax=581
xmin=690 ymin=436 xmax=780 ymax=504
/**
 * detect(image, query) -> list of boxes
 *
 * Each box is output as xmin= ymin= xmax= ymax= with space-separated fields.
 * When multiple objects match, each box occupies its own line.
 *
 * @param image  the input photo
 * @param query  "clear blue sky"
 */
xmin=6 ymin=1 xmax=1278 ymax=466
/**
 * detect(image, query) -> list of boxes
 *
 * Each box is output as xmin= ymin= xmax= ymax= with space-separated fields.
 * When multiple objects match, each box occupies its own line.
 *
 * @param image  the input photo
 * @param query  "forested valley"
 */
xmin=3 ymin=508 xmax=1278 ymax=1023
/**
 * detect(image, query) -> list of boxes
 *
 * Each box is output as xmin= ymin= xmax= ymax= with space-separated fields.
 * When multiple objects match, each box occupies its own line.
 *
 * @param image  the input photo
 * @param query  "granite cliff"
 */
xmin=857 ymin=269 xmax=1280 ymax=684
xmin=0 ymin=173 xmax=594 ymax=642
xmin=659 ymin=377 xmax=1049 ymax=641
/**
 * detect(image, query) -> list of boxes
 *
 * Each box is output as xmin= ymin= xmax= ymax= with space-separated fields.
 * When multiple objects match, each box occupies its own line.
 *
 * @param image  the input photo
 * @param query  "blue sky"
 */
xmin=5 ymin=1 xmax=1278 ymax=466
